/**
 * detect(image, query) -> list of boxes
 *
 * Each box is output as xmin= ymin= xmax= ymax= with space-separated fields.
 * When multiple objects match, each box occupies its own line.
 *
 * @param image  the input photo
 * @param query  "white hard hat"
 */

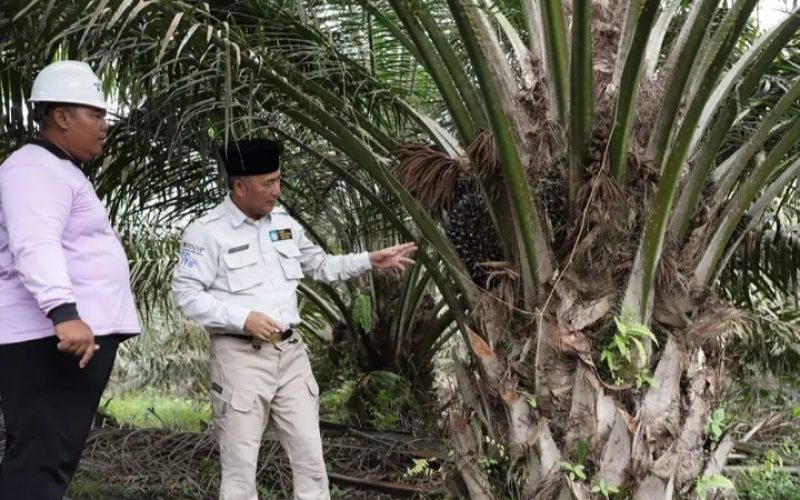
xmin=29 ymin=61 xmax=109 ymax=111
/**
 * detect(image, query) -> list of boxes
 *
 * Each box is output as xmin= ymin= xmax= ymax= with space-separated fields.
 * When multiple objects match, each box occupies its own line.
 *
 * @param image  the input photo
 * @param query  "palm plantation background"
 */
xmin=1 ymin=0 xmax=799 ymax=498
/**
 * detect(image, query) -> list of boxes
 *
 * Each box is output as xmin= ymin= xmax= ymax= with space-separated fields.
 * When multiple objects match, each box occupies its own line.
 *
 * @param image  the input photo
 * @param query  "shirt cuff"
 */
xmin=355 ymin=251 xmax=372 ymax=273
xmin=48 ymin=303 xmax=81 ymax=325
xmin=227 ymin=305 xmax=251 ymax=333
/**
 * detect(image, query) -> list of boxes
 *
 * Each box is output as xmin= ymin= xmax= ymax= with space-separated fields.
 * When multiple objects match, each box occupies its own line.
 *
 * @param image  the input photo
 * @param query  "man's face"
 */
xmin=235 ymin=170 xmax=282 ymax=217
xmin=51 ymin=105 xmax=108 ymax=162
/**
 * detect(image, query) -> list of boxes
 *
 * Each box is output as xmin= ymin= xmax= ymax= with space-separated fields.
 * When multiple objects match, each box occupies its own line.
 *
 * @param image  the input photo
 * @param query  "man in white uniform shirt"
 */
xmin=171 ymin=138 xmax=415 ymax=500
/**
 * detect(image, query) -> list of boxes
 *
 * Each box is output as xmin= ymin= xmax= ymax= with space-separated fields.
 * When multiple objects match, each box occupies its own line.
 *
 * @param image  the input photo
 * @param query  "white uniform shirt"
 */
xmin=171 ymin=195 xmax=371 ymax=333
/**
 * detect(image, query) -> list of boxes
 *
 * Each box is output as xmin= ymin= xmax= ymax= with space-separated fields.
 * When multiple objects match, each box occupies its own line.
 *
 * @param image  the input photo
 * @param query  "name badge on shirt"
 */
xmin=269 ymin=228 xmax=293 ymax=242
xmin=228 ymin=244 xmax=249 ymax=254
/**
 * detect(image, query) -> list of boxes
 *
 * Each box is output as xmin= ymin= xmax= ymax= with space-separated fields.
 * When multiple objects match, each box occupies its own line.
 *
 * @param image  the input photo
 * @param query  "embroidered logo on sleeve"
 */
xmin=180 ymin=249 xmax=196 ymax=269
xmin=269 ymin=228 xmax=293 ymax=242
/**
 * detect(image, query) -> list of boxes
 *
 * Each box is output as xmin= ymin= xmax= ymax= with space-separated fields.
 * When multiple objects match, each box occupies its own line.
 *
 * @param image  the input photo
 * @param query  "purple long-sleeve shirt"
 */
xmin=0 ymin=141 xmax=140 ymax=344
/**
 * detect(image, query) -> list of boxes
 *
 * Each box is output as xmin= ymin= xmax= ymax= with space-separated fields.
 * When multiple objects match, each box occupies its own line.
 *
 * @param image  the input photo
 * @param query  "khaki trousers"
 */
xmin=209 ymin=334 xmax=329 ymax=500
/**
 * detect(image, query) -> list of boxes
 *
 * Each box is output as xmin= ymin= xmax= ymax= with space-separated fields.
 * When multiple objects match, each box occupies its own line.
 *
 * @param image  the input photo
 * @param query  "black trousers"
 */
xmin=0 ymin=334 xmax=125 ymax=500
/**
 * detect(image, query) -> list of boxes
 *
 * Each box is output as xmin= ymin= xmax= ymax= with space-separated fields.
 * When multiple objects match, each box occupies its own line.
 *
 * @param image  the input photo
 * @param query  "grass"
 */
xmin=734 ymin=435 xmax=800 ymax=500
xmin=735 ymin=471 xmax=800 ymax=500
xmin=67 ymin=476 xmax=143 ymax=500
xmin=99 ymin=388 xmax=211 ymax=431
xmin=319 ymin=379 xmax=357 ymax=424
xmin=67 ymin=474 xmax=205 ymax=500
xmin=726 ymin=376 xmax=800 ymax=500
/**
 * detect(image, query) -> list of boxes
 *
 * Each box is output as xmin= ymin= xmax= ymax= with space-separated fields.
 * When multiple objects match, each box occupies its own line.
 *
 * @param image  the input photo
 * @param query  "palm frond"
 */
xmin=721 ymin=225 xmax=800 ymax=304
xmin=119 ymin=218 xmax=180 ymax=318
xmin=727 ymin=306 xmax=800 ymax=375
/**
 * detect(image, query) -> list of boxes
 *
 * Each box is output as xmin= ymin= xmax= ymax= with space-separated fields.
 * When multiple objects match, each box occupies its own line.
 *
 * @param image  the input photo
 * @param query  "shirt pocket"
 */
xmin=274 ymin=241 xmax=304 ymax=280
xmin=222 ymin=246 xmax=262 ymax=291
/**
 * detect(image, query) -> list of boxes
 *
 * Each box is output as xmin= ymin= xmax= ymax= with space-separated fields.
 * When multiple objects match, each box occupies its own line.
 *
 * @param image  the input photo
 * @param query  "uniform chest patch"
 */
xmin=269 ymin=228 xmax=293 ymax=242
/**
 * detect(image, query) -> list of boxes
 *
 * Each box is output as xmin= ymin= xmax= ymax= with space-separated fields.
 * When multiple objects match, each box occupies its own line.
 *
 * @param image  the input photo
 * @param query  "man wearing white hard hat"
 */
xmin=0 ymin=61 xmax=140 ymax=498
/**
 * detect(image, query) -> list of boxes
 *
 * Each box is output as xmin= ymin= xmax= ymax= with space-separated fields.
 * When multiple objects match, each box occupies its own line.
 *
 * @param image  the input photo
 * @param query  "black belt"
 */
xmin=219 ymin=329 xmax=294 ymax=349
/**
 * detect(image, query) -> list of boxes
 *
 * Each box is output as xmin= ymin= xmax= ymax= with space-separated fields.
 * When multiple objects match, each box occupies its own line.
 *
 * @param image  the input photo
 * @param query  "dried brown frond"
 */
xmin=466 ymin=130 xmax=501 ymax=180
xmin=656 ymin=243 xmax=682 ymax=291
xmin=630 ymin=149 xmax=660 ymax=187
xmin=473 ymin=276 xmax=516 ymax=345
xmin=518 ymin=57 xmax=567 ymax=176
xmin=564 ymin=170 xmax=627 ymax=266
xmin=577 ymin=172 xmax=624 ymax=209
xmin=632 ymin=76 xmax=668 ymax=147
xmin=482 ymin=261 xmax=519 ymax=308
xmin=393 ymin=143 xmax=464 ymax=215
xmin=682 ymin=179 xmax=717 ymax=239
xmin=70 ymin=425 xmax=446 ymax=499
xmin=687 ymin=306 xmax=745 ymax=351
xmin=482 ymin=260 xmax=519 ymax=282
xmin=679 ymin=225 xmax=707 ymax=267
xmin=626 ymin=153 xmax=661 ymax=238
xmin=586 ymin=126 xmax=611 ymax=172
xmin=653 ymin=241 xmax=694 ymax=329
xmin=592 ymin=0 xmax=625 ymax=119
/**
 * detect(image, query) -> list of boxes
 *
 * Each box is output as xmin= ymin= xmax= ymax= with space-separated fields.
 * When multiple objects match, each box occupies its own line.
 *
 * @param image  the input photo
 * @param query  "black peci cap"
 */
xmin=219 ymin=138 xmax=283 ymax=177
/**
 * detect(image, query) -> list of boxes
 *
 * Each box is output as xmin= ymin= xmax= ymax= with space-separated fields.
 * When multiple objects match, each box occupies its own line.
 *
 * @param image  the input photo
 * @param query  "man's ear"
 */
xmin=231 ymin=178 xmax=246 ymax=197
xmin=50 ymin=106 xmax=72 ymax=131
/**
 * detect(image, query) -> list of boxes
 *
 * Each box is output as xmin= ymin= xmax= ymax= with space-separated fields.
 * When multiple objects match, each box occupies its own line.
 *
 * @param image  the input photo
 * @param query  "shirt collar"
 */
xmin=27 ymin=138 xmax=81 ymax=169
xmin=224 ymin=195 xmax=249 ymax=228
xmin=224 ymin=195 xmax=275 ymax=228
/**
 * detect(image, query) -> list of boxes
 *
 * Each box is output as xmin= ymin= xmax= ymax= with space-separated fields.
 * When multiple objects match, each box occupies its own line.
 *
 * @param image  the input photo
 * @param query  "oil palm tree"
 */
xmin=1 ymin=1 xmax=799 ymax=498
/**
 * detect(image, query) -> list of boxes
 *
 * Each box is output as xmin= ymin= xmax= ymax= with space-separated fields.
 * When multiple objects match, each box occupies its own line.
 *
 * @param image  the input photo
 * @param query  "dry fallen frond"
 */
xmin=32 ymin=423 xmax=448 ymax=499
